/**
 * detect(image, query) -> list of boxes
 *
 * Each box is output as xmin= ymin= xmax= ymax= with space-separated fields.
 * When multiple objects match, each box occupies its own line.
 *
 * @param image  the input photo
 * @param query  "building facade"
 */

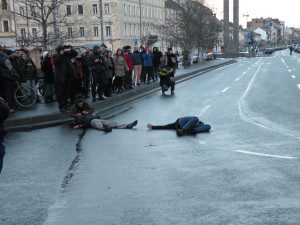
xmin=0 ymin=0 xmax=16 ymax=47
xmin=0 ymin=0 xmax=165 ymax=51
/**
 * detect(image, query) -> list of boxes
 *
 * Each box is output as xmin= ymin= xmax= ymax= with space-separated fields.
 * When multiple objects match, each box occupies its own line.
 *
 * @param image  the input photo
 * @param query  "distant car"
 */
xmin=205 ymin=52 xmax=216 ymax=60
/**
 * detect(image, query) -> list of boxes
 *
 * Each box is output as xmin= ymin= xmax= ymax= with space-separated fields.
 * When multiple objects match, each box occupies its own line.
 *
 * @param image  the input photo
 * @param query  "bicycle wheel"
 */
xmin=15 ymin=85 xmax=37 ymax=107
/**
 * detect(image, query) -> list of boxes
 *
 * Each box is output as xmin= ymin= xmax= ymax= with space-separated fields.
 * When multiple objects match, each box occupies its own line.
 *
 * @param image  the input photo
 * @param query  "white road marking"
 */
xmin=221 ymin=87 xmax=230 ymax=93
xmin=235 ymin=77 xmax=240 ymax=81
xmin=248 ymin=67 xmax=251 ymax=70
xmin=255 ymin=60 xmax=260 ymax=65
xmin=281 ymin=58 xmax=286 ymax=64
xmin=242 ymin=72 xmax=247 ymax=75
xmin=291 ymin=75 xmax=296 ymax=79
xmin=199 ymin=105 xmax=211 ymax=116
xmin=235 ymin=150 xmax=296 ymax=159
xmin=297 ymin=84 xmax=300 ymax=90
xmin=288 ymin=69 xmax=292 ymax=73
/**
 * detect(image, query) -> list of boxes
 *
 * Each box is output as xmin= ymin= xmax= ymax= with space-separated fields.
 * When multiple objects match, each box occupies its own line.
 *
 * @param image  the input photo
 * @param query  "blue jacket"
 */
xmin=133 ymin=51 xmax=143 ymax=66
xmin=142 ymin=52 xmax=154 ymax=67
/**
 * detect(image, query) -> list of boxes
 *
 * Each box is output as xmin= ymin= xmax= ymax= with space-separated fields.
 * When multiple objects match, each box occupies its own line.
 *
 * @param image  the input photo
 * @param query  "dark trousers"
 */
xmin=161 ymin=79 xmax=175 ymax=92
xmin=0 ymin=142 xmax=5 ymax=174
xmin=153 ymin=65 xmax=160 ymax=80
xmin=69 ymin=78 xmax=82 ymax=104
xmin=124 ymin=71 xmax=133 ymax=89
xmin=55 ymin=80 xmax=70 ymax=110
xmin=113 ymin=76 xmax=123 ymax=91
xmin=4 ymin=80 xmax=16 ymax=109
xmin=144 ymin=66 xmax=154 ymax=82
xmin=82 ymin=74 xmax=90 ymax=97
xmin=105 ymin=77 xmax=113 ymax=95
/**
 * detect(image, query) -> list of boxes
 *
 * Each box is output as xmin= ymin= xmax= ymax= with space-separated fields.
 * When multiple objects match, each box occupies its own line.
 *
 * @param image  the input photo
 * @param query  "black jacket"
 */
xmin=42 ymin=57 xmax=55 ymax=84
xmin=0 ymin=100 xmax=9 ymax=155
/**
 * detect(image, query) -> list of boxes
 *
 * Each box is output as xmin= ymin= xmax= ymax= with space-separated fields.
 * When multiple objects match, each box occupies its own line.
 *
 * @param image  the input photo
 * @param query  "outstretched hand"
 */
xmin=147 ymin=124 xmax=153 ymax=130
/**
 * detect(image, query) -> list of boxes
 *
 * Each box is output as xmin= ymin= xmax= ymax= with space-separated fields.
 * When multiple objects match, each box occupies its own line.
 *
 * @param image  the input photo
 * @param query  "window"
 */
xmin=32 ymin=28 xmax=37 ymax=39
xmin=2 ymin=0 xmax=8 ymax=10
xmin=20 ymin=28 xmax=26 ymax=39
xmin=104 ymin=3 xmax=109 ymax=14
xmin=67 ymin=27 xmax=73 ymax=38
xmin=106 ymin=26 xmax=111 ymax=36
xmin=124 ymin=26 xmax=127 ymax=36
xmin=124 ymin=4 xmax=127 ymax=15
xmin=128 ymin=5 xmax=131 ymax=15
xmin=19 ymin=6 xmax=25 ymax=16
xmin=92 ymin=4 xmax=98 ymax=14
xmin=79 ymin=27 xmax=85 ymax=37
xmin=78 ymin=5 xmax=83 ymax=15
xmin=3 ymin=20 xmax=9 ymax=32
xmin=30 ymin=5 xmax=36 ymax=17
xmin=66 ymin=5 xmax=71 ymax=16
xmin=93 ymin=26 xmax=99 ymax=37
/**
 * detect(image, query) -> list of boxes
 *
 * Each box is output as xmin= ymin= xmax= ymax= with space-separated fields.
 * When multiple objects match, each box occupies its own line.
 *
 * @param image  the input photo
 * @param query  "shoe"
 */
xmin=126 ymin=120 xmax=138 ymax=129
xmin=85 ymin=95 xmax=90 ymax=99
xmin=9 ymin=109 xmax=15 ymax=113
xmin=171 ymin=91 xmax=175 ymax=96
xmin=99 ymin=96 xmax=107 ymax=100
xmin=162 ymin=91 xmax=166 ymax=95
xmin=92 ymin=97 xmax=96 ymax=102
xmin=102 ymin=124 xmax=112 ymax=132
xmin=176 ymin=129 xmax=184 ymax=137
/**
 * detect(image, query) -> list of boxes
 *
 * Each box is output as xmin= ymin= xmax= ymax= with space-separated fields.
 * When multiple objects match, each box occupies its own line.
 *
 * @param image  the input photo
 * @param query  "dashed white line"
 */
xmin=242 ymin=72 xmax=247 ymax=75
xmin=288 ymin=69 xmax=292 ymax=73
xmin=297 ymin=84 xmax=300 ymax=90
xmin=291 ymin=75 xmax=296 ymax=79
xmin=235 ymin=150 xmax=296 ymax=159
xmin=221 ymin=87 xmax=230 ymax=93
xmin=248 ymin=67 xmax=251 ymax=70
xmin=235 ymin=77 xmax=240 ymax=82
xmin=281 ymin=58 xmax=286 ymax=64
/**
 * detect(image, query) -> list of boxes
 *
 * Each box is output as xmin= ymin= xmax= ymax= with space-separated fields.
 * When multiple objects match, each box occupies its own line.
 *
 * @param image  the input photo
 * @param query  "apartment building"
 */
xmin=0 ymin=0 xmax=15 ymax=47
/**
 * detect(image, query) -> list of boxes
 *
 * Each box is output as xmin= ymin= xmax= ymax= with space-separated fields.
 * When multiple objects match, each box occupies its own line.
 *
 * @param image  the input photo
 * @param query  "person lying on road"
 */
xmin=147 ymin=116 xmax=211 ymax=136
xmin=69 ymin=95 xmax=138 ymax=132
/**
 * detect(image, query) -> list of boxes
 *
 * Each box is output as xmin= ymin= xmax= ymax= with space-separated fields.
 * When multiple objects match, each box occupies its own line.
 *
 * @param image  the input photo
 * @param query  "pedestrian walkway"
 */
xmin=5 ymin=58 xmax=233 ymax=130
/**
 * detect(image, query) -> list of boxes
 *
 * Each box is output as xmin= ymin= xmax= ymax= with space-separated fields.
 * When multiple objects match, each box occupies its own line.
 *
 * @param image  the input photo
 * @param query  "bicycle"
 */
xmin=14 ymin=80 xmax=37 ymax=107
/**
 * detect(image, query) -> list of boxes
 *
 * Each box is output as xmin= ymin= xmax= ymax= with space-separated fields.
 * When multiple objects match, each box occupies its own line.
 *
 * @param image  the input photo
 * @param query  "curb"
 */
xmin=6 ymin=60 xmax=236 ymax=132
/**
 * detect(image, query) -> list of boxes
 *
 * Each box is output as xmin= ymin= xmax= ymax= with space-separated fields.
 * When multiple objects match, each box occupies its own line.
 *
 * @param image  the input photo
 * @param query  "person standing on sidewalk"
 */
xmin=133 ymin=46 xmax=143 ymax=86
xmin=147 ymin=116 xmax=211 ymax=136
xmin=0 ymin=97 xmax=9 ymax=174
xmin=142 ymin=47 xmax=154 ymax=84
xmin=113 ymin=49 xmax=127 ymax=92
xmin=80 ymin=50 xmax=91 ymax=99
xmin=53 ymin=46 xmax=70 ymax=112
xmin=123 ymin=49 xmax=134 ymax=89
xmin=41 ymin=51 xmax=55 ymax=102
xmin=105 ymin=51 xmax=115 ymax=97
xmin=153 ymin=47 xmax=163 ymax=81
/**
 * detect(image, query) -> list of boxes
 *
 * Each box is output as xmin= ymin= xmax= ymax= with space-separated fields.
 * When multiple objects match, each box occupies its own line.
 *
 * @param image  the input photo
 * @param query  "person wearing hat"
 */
xmin=89 ymin=45 xmax=109 ymax=101
xmin=147 ymin=116 xmax=211 ymax=137
xmin=159 ymin=65 xmax=175 ymax=96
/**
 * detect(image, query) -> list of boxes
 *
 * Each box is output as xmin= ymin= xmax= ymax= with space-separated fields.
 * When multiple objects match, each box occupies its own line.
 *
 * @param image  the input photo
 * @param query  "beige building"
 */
xmin=1 ymin=0 xmax=166 ymax=51
xmin=0 ymin=0 xmax=16 ymax=47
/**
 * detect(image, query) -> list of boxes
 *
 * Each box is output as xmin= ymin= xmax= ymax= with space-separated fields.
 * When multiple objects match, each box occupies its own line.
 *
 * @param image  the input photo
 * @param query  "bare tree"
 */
xmin=163 ymin=0 xmax=221 ymax=54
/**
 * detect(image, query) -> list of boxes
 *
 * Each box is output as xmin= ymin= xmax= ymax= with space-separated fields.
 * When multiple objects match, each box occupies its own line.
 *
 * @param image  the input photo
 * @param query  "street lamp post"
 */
xmin=99 ymin=0 xmax=104 ymax=42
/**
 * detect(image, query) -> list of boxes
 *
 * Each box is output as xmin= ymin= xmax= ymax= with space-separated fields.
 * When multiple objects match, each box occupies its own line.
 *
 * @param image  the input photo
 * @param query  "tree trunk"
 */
xmin=42 ymin=24 xmax=48 ymax=51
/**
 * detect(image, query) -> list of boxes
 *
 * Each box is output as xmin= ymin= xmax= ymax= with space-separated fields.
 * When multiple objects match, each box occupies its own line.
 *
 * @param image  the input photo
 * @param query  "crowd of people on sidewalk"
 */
xmin=0 ymin=44 xmax=179 ymax=113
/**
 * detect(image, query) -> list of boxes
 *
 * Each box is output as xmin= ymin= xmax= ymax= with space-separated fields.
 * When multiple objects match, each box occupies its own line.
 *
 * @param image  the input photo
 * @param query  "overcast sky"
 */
xmin=207 ymin=0 xmax=300 ymax=28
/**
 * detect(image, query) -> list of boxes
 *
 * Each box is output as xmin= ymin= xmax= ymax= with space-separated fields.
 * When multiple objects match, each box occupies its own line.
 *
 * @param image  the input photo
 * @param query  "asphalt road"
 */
xmin=1 ymin=50 xmax=299 ymax=225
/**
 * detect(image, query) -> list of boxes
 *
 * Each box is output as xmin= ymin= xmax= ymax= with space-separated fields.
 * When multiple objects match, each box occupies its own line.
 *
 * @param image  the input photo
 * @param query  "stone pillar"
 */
xmin=223 ymin=0 xmax=230 ymax=53
xmin=233 ymin=0 xmax=239 ymax=52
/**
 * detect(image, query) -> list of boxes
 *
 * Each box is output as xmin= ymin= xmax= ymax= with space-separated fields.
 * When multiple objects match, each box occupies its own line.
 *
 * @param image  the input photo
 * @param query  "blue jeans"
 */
xmin=179 ymin=117 xmax=211 ymax=134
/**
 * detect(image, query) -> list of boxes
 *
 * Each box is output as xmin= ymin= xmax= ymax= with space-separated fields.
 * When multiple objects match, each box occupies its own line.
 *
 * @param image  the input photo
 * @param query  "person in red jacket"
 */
xmin=123 ymin=49 xmax=134 ymax=89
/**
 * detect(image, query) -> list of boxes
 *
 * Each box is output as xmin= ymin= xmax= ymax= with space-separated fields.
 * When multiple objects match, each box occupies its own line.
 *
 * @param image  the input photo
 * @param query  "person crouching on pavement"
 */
xmin=147 ymin=116 xmax=211 ymax=136
xmin=69 ymin=94 xmax=138 ymax=132
xmin=0 ymin=97 xmax=9 ymax=174
xmin=159 ymin=66 xmax=175 ymax=96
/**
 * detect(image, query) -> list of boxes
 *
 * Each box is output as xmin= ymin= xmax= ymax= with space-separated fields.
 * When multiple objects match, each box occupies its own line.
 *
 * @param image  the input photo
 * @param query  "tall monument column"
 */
xmin=223 ymin=0 xmax=230 ymax=53
xmin=233 ymin=0 xmax=240 ymax=52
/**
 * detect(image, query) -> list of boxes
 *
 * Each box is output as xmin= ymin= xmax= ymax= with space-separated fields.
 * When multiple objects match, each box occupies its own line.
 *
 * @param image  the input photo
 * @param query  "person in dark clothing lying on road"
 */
xmin=69 ymin=95 xmax=138 ymax=132
xmin=159 ymin=66 xmax=175 ymax=95
xmin=0 ymin=97 xmax=9 ymax=174
xmin=147 ymin=116 xmax=211 ymax=136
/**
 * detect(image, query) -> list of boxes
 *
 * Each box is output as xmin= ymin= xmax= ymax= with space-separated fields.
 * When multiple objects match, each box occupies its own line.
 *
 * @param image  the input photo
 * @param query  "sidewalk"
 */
xmin=5 ymin=58 xmax=235 ymax=131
